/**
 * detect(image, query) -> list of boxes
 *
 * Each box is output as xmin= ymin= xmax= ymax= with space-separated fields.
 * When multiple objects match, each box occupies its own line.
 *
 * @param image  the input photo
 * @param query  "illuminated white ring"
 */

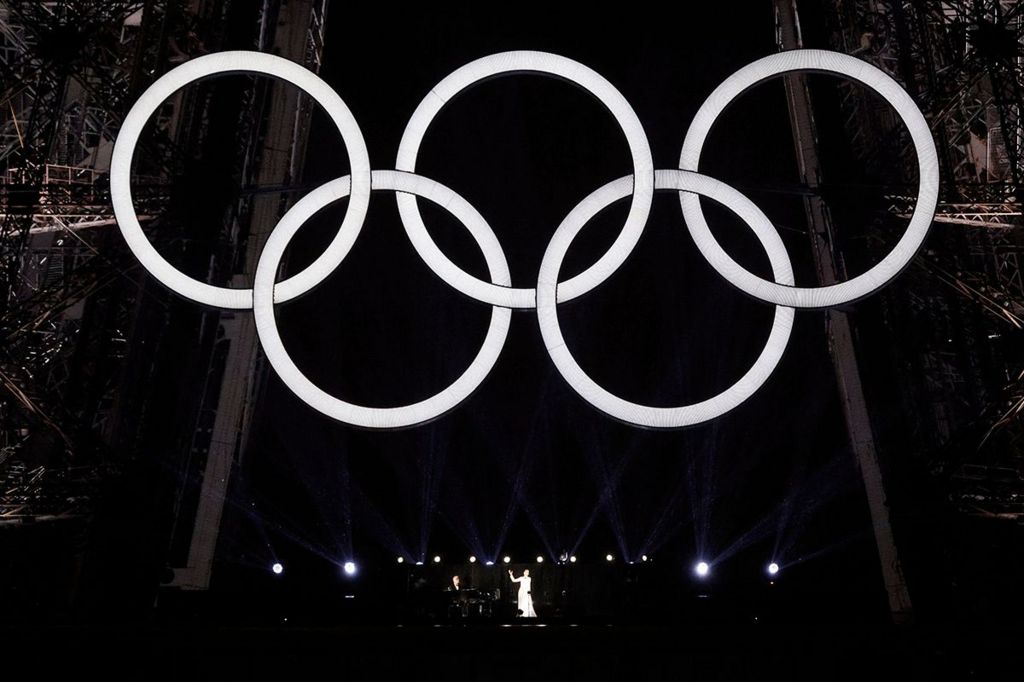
xmin=537 ymin=169 xmax=795 ymax=428
xmin=396 ymin=50 xmax=655 ymax=309
xmin=679 ymin=49 xmax=939 ymax=308
xmin=111 ymin=51 xmax=372 ymax=309
xmin=253 ymin=170 xmax=512 ymax=429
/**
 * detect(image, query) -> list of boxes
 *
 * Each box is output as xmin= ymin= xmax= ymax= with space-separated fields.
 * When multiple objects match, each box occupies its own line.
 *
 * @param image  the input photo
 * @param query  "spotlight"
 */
xmin=469 ymin=556 xmax=477 ymax=563
xmin=695 ymin=561 xmax=710 ymax=578
xmin=343 ymin=561 xmax=357 ymax=576
xmin=396 ymin=557 xmax=404 ymax=564
xmin=641 ymin=555 xmax=649 ymax=562
xmin=271 ymin=562 xmax=283 ymax=575
xmin=536 ymin=556 xmax=544 ymax=564
xmin=415 ymin=561 xmax=424 ymax=566
xmin=433 ymin=555 xmax=441 ymax=564
xmin=606 ymin=554 xmax=614 ymax=562
xmin=503 ymin=556 xmax=511 ymax=564
xmin=485 ymin=560 xmax=495 ymax=566
xmin=569 ymin=556 xmax=577 ymax=563
xmin=767 ymin=562 xmax=779 ymax=576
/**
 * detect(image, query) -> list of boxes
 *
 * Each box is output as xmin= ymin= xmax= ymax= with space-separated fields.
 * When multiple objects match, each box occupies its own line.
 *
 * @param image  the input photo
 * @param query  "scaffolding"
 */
xmin=0 ymin=0 xmax=328 ymax=547
xmin=823 ymin=0 xmax=1024 ymax=519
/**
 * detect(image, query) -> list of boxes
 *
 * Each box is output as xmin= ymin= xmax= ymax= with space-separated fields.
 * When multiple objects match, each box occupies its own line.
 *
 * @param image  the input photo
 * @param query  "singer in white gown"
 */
xmin=508 ymin=569 xmax=537 ymax=617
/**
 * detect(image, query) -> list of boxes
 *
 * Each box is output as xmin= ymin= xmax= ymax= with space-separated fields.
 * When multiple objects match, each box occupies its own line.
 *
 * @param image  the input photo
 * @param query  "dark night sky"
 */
xmin=217 ymin=4 xmax=892 ymax=614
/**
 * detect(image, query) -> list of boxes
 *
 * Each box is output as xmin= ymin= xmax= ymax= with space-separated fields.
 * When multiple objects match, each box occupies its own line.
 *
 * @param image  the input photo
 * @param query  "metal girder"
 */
xmin=0 ymin=0 xmax=177 ymax=462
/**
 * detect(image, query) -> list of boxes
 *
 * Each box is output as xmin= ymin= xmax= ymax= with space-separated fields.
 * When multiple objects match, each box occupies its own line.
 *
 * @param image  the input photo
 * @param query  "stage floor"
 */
xmin=5 ymin=621 xmax=1021 ymax=681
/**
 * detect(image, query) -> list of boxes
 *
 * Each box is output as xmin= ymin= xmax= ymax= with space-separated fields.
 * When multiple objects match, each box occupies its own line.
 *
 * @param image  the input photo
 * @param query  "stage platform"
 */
xmin=5 ymin=621 xmax=1021 ymax=680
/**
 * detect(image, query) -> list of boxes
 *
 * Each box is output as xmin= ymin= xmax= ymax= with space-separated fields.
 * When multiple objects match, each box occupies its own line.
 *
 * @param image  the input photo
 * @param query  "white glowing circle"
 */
xmin=271 ymin=562 xmax=283 ymax=575
xmin=768 ymin=562 xmax=780 ymax=575
xmin=679 ymin=49 xmax=938 ymax=308
xmin=606 ymin=554 xmax=614 ymax=562
xmin=641 ymin=555 xmax=649 ymax=562
xmin=397 ymin=557 xmax=405 ymax=564
xmin=503 ymin=556 xmax=511 ymax=564
xmin=469 ymin=556 xmax=477 ymax=563
xmin=396 ymin=50 xmax=655 ymax=309
xmin=112 ymin=48 xmax=940 ymax=431
xmin=252 ymin=170 xmax=512 ymax=429
xmin=343 ymin=561 xmax=357 ymax=576
xmin=536 ymin=170 xmax=795 ymax=428
xmin=433 ymin=555 xmax=442 ymax=564
xmin=536 ymin=556 xmax=544 ymax=564
xmin=569 ymin=556 xmax=577 ymax=564
xmin=111 ymin=51 xmax=371 ymax=309
xmin=695 ymin=561 xmax=710 ymax=577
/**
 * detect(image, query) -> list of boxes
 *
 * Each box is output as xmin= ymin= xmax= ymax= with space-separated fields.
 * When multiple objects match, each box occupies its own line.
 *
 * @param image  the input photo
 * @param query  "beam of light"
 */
xmin=637 ymin=439 xmax=699 ymax=557
xmin=419 ymin=424 xmax=448 ymax=569
xmin=774 ymin=454 xmax=859 ymax=567
xmin=111 ymin=51 xmax=371 ymax=309
xmin=344 ymin=462 xmax=411 ymax=569
xmin=707 ymin=511 xmax=781 ymax=567
xmin=487 ymin=373 xmax=559 ymax=567
xmin=695 ymin=561 xmax=710 ymax=578
xmin=244 ymin=488 xmax=348 ymax=568
xmin=767 ymin=562 xmax=780 ymax=576
xmin=688 ymin=430 xmax=718 ymax=564
xmin=343 ymin=561 xmax=357 ymax=576
xmin=678 ymin=49 xmax=938 ymax=308
xmin=430 ymin=458 xmax=486 ymax=565
xmin=569 ymin=431 xmax=637 ymax=557
xmin=485 ymin=560 xmax=495 ymax=566
xmin=573 ymin=426 xmax=630 ymax=563
xmin=277 ymin=432 xmax=413 ymax=585
xmin=396 ymin=50 xmax=654 ymax=309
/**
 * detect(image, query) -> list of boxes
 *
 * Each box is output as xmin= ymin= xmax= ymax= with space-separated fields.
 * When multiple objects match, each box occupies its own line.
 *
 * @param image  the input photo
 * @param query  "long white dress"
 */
xmin=510 ymin=575 xmax=537 ymax=617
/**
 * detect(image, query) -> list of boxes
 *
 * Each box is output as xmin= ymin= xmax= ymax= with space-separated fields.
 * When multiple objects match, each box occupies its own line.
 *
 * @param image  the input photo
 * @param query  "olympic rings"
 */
xmin=395 ymin=51 xmax=655 ymax=309
xmin=113 ymin=48 xmax=939 ymax=428
xmin=111 ymin=51 xmax=372 ymax=309
xmin=253 ymin=171 xmax=512 ymax=429
xmin=679 ymin=49 xmax=939 ymax=308
xmin=536 ymin=170 xmax=794 ymax=428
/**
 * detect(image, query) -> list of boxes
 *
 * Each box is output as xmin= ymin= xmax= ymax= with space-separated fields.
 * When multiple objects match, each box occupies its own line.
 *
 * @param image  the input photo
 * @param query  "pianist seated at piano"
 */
xmin=444 ymin=575 xmax=496 ymax=618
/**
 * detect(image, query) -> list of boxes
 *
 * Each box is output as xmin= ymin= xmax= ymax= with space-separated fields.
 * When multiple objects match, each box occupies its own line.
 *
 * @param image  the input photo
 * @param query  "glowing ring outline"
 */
xmin=111 ymin=51 xmax=372 ymax=309
xmin=679 ymin=49 xmax=939 ymax=308
xmin=396 ymin=50 xmax=655 ymax=309
xmin=110 ymin=48 xmax=942 ymax=429
xmin=253 ymin=170 xmax=512 ymax=429
xmin=537 ymin=169 xmax=795 ymax=428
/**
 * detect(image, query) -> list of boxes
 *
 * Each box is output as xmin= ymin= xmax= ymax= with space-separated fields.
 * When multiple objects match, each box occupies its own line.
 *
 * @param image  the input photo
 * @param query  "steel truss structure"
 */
xmin=825 ymin=0 xmax=1024 ymax=518
xmin=0 ymin=0 xmax=328 ymax=535
xmin=1 ymin=0 xmax=183 ymax=518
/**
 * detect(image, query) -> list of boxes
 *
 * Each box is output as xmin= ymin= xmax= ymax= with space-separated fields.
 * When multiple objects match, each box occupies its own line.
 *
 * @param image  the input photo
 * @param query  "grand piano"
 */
xmin=445 ymin=587 xmax=498 ymax=618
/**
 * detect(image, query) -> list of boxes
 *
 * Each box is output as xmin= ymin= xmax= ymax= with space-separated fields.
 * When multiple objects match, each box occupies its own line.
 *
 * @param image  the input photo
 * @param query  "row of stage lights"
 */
xmin=693 ymin=561 xmax=780 ymax=578
xmin=270 ymin=558 xmax=783 ymax=578
xmin=396 ymin=554 xmax=647 ymax=566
